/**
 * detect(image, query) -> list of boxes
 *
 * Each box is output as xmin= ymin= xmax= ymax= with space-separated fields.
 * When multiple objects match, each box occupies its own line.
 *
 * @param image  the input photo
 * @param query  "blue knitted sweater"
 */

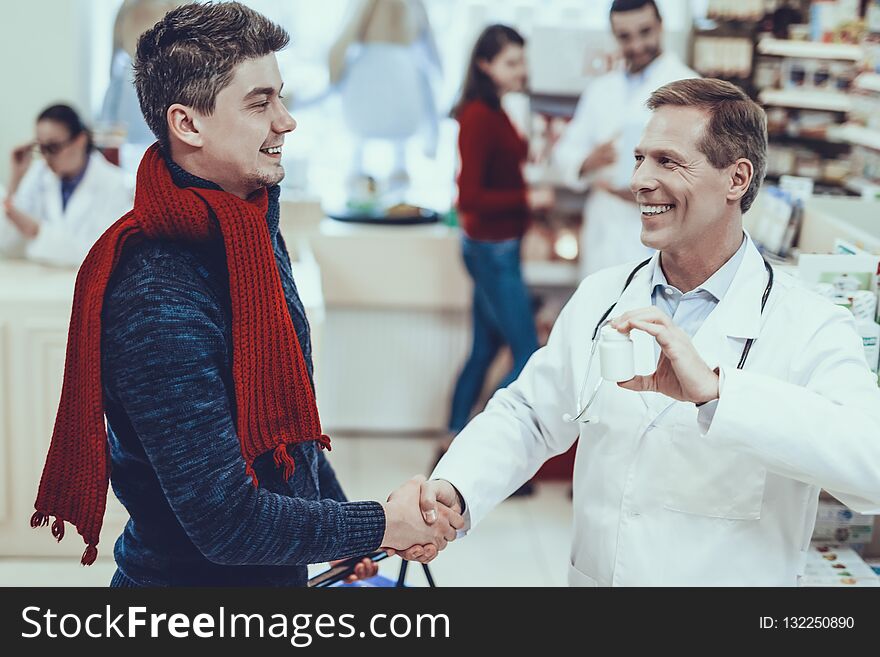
xmin=102 ymin=160 xmax=385 ymax=586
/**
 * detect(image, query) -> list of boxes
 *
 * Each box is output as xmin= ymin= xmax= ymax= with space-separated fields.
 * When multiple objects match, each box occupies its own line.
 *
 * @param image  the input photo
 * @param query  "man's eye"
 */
xmin=634 ymin=155 xmax=644 ymax=163
xmin=660 ymin=157 xmax=676 ymax=167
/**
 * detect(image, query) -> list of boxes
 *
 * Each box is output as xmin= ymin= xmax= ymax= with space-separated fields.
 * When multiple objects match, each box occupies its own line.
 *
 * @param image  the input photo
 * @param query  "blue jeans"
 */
xmin=448 ymin=236 xmax=539 ymax=433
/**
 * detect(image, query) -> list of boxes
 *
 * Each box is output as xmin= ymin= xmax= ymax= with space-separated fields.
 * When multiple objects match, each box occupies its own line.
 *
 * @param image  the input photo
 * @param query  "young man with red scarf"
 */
xmin=30 ymin=2 xmax=461 ymax=586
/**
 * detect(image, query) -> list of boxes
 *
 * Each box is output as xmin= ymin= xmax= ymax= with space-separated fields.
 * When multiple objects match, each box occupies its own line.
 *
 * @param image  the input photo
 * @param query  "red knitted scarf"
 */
xmin=31 ymin=144 xmax=330 ymax=565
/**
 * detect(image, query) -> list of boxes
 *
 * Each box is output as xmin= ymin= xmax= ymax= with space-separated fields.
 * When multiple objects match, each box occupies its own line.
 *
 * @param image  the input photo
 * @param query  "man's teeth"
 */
xmin=640 ymin=204 xmax=674 ymax=216
xmin=261 ymin=146 xmax=282 ymax=154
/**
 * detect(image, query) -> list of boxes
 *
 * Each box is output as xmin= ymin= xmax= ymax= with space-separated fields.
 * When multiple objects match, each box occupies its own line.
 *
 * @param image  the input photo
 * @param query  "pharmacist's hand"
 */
xmin=611 ymin=307 xmax=719 ymax=404
xmin=393 ymin=479 xmax=465 ymax=564
xmin=594 ymin=179 xmax=637 ymax=204
xmin=580 ymin=140 xmax=617 ymax=176
xmin=329 ymin=556 xmax=379 ymax=583
xmin=10 ymin=142 xmax=34 ymax=181
xmin=527 ymin=186 xmax=555 ymax=211
xmin=381 ymin=476 xmax=464 ymax=558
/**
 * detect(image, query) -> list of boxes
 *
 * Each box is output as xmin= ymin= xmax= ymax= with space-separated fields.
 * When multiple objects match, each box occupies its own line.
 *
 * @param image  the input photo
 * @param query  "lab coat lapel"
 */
xmin=691 ymin=236 xmax=768 ymax=372
xmin=45 ymin=169 xmax=64 ymax=226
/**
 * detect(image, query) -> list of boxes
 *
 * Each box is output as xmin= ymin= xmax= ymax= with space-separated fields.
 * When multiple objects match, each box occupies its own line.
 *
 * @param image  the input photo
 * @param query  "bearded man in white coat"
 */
xmin=396 ymin=78 xmax=880 ymax=586
xmin=554 ymin=0 xmax=698 ymax=277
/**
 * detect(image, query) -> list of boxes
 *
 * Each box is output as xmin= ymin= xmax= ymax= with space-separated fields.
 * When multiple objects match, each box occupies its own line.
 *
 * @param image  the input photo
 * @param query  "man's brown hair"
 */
xmin=647 ymin=78 xmax=768 ymax=213
xmin=134 ymin=1 xmax=289 ymax=151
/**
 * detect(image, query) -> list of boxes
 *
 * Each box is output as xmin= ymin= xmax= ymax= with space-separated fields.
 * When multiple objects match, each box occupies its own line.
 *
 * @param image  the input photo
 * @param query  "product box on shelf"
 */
xmin=800 ymin=544 xmax=880 ymax=586
xmin=812 ymin=500 xmax=876 ymax=544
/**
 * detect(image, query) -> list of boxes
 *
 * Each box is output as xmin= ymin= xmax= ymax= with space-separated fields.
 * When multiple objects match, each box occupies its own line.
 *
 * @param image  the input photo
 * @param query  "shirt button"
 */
xmin=664 ymin=287 xmax=674 ymax=296
xmin=629 ymin=510 xmax=641 ymax=518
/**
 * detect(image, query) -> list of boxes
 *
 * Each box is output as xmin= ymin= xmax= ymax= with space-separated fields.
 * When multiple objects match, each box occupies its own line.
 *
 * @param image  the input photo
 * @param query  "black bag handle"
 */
xmin=308 ymin=550 xmax=436 ymax=588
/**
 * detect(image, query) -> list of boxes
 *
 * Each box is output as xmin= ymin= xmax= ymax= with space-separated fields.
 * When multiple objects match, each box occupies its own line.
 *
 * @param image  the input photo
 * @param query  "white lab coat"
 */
xmin=433 ymin=236 xmax=880 ymax=586
xmin=0 ymin=151 xmax=133 ymax=267
xmin=553 ymin=53 xmax=698 ymax=277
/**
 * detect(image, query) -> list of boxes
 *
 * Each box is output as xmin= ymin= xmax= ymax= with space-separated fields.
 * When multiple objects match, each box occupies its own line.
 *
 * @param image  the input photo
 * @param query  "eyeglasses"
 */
xmin=31 ymin=137 xmax=76 ymax=157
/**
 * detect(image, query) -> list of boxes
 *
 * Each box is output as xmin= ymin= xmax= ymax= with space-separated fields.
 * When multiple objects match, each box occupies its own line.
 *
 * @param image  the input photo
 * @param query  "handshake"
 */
xmin=380 ymin=476 xmax=464 ymax=564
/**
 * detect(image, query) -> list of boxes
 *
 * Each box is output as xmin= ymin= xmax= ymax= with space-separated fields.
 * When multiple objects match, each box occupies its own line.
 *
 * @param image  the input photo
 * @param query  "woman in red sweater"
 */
xmin=447 ymin=25 xmax=554 ymax=444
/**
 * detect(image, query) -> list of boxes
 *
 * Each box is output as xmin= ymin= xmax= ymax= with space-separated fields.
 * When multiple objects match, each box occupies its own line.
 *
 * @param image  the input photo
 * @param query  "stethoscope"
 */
xmin=564 ymin=256 xmax=774 ymax=424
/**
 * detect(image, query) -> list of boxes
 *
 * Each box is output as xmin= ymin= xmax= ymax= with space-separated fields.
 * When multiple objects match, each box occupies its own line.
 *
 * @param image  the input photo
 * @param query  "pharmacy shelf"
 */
xmin=854 ymin=72 xmax=880 ymax=94
xmin=756 ymin=38 xmax=864 ymax=61
xmin=844 ymin=178 xmax=880 ymax=199
xmin=759 ymin=88 xmax=852 ymax=112
xmin=828 ymin=124 xmax=880 ymax=152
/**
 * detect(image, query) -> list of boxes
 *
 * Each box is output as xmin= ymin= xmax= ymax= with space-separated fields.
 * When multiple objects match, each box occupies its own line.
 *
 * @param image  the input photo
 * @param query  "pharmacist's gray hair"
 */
xmin=647 ymin=78 xmax=768 ymax=213
xmin=133 ymin=1 xmax=289 ymax=152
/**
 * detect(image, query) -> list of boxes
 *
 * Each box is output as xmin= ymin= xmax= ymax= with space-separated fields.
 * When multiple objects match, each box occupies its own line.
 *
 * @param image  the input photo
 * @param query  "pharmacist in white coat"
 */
xmin=553 ymin=0 xmax=697 ymax=276
xmin=1 ymin=104 xmax=133 ymax=268
xmin=406 ymin=79 xmax=880 ymax=586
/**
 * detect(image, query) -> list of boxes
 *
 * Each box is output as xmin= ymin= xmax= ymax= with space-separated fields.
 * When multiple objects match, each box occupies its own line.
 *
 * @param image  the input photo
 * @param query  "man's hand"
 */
xmin=381 ymin=475 xmax=464 ymax=557
xmin=329 ymin=556 xmax=379 ymax=583
xmin=580 ymin=139 xmax=617 ymax=177
xmin=611 ymin=307 xmax=720 ymax=404
xmin=395 ymin=479 xmax=464 ymax=565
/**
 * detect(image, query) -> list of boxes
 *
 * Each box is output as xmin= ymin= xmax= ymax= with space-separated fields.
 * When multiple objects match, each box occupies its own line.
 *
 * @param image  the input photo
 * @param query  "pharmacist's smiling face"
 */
xmin=631 ymin=106 xmax=737 ymax=254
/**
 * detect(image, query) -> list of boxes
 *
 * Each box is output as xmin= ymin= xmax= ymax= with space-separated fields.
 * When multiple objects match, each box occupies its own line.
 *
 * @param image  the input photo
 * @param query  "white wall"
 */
xmin=0 ymin=0 xmax=99 ymax=185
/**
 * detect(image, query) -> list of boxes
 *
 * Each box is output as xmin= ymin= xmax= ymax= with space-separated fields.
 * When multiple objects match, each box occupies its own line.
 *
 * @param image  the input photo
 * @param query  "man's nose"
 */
xmin=274 ymin=104 xmax=297 ymax=134
xmin=631 ymin=161 xmax=658 ymax=196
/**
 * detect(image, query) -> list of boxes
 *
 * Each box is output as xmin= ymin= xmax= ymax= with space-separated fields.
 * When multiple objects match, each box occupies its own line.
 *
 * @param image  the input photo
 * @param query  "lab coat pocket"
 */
xmin=568 ymin=562 xmax=599 ymax=587
xmin=663 ymin=422 xmax=767 ymax=520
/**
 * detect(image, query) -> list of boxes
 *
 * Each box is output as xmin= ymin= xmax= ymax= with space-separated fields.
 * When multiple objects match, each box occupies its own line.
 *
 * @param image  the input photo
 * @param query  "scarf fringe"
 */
xmin=32 ymin=511 xmax=98 ymax=566
xmin=30 ymin=511 xmax=49 ymax=528
xmin=245 ymin=462 xmax=260 ymax=488
xmin=81 ymin=544 xmax=98 ymax=566
xmin=51 ymin=518 xmax=65 ymax=541
xmin=273 ymin=444 xmax=296 ymax=480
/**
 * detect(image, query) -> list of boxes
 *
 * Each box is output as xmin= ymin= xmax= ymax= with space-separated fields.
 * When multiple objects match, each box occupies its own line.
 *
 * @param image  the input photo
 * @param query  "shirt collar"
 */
xmin=625 ymin=53 xmax=662 ymax=86
xmin=652 ymin=233 xmax=748 ymax=302
xmin=61 ymin=152 xmax=90 ymax=188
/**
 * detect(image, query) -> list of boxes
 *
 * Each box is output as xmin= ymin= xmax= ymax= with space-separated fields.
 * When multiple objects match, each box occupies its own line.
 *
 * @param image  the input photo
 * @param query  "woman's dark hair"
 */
xmin=37 ymin=104 xmax=93 ymax=151
xmin=452 ymin=24 xmax=525 ymax=118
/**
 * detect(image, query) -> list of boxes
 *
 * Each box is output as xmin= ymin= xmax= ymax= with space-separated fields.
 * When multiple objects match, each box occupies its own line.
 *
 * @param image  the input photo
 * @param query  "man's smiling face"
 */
xmin=631 ymin=105 xmax=737 ymax=253
xmin=191 ymin=53 xmax=296 ymax=198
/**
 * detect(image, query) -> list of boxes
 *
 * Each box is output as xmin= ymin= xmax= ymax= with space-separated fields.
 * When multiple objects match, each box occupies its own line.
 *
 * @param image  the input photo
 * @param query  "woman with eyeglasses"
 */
xmin=1 ymin=104 xmax=133 ymax=267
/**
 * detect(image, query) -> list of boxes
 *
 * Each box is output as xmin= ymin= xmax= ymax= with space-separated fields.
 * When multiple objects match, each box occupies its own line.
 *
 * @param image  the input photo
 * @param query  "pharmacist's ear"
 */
xmin=727 ymin=158 xmax=753 ymax=204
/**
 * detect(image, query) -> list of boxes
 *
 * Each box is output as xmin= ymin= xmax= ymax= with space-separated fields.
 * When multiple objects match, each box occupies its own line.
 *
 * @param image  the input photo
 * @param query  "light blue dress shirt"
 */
xmin=650 ymin=234 xmax=748 ymax=431
xmin=650 ymin=234 xmax=748 ymax=336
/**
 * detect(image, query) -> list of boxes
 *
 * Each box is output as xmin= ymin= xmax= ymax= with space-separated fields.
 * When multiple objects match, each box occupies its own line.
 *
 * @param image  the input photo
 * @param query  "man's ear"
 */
xmin=727 ymin=158 xmax=753 ymax=204
xmin=166 ymin=104 xmax=203 ymax=148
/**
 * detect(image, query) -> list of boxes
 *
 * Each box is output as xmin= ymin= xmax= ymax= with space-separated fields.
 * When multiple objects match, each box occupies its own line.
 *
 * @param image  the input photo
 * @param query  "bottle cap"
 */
xmin=600 ymin=324 xmax=631 ymax=342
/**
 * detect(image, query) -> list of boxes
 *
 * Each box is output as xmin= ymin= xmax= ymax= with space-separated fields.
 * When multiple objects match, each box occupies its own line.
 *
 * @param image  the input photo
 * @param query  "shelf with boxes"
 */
xmin=753 ymin=32 xmax=865 ymax=196
xmin=831 ymin=71 xmax=880 ymax=198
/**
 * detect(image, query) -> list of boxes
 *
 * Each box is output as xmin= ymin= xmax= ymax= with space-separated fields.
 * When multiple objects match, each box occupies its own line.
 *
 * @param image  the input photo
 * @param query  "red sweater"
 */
xmin=456 ymin=99 xmax=529 ymax=241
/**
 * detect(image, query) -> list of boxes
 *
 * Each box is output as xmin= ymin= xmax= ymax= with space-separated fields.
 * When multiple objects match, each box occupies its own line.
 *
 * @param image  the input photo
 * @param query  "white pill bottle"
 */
xmin=599 ymin=325 xmax=635 ymax=382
